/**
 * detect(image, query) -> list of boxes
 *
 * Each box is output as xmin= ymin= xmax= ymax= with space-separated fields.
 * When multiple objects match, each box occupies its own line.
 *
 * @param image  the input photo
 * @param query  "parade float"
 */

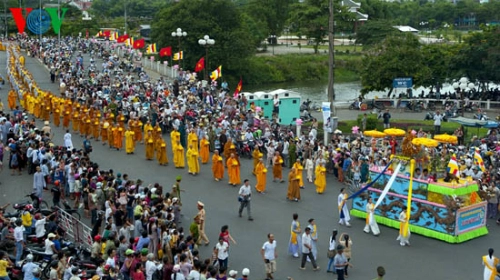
xmin=350 ymin=129 xmax=488 ymax=243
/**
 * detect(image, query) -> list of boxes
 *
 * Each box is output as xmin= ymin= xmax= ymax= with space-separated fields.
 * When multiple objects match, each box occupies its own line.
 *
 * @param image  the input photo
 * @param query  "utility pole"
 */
xmin=328 ymin=0 xmax=335 ymax=109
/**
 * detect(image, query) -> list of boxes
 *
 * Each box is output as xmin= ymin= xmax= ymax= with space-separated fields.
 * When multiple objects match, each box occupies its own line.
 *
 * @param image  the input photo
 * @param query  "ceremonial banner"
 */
xmin=374 ymin=162 xmax=402 ymax=209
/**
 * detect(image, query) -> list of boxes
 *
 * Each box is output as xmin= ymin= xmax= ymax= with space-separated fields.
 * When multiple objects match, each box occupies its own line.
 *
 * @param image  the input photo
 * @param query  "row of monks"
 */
xmin=6 ymin=44 xmax=328 ymax=197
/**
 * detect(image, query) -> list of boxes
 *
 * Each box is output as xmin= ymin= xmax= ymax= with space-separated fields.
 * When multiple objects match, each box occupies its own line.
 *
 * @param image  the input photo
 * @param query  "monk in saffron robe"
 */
xmin=72 ymin=111 xmax=79 ymax=132
xmin=145 ymin=131 xmax=155 ymax=160
xmin=200 ymin=137 xmax=210 ymax=164
xmin=174 ymin=140 xmax=185 ymax=168
xmin=212 ymin=150 xmax=224 ymax=181
xmin=53 ymin=109 xmax=60 ymax=127
xmin=8 ymin=90 xmax=17 ymax=110
xmin=157 ymin=138 xmax=168 ymax=165
xmin=187 ymin=145 xmax=200 ymax=175
xmin=101 ymin=121 xmax=109 ymax=144
xmin=292 ymin=159 xmax=305 ymax=188
xmin=125 ymin=127 xmax=135 ymax=154
xmin=227 ymin=153 xmax=241 ymax=186
xmin=62 ymin=111 xmax=70 ymax=130
xmin=188 ymin=130 xmax=199 ymax=152
xmin=287 ymin=168 xmax=301 ymax=202
xmin=272 ymin=151 xmax=284 ymax=182
xmin=92 ymin=118 xmax=100 ymax=140
xmin=252 ymin=148 xmax=262 ymax=175
xmin=314 ymin=161 xmax=327 ymax=194
xmin=255 ymin=158 xmax=267 ymax=193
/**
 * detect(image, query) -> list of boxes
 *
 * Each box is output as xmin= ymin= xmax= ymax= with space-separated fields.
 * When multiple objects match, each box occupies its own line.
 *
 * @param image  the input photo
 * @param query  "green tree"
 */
xmin=355 ymin=19 xmax=398 ymax=47
xmin=359 ymin=33 xmax=431 ymax=96
xmin=151 ymin=0 xmax=255 ymax=79
xmin=244 ymin=0 xmax=294 ymax=36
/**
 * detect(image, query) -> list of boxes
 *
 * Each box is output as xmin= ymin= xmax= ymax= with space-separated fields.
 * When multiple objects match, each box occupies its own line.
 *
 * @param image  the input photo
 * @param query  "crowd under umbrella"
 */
xmin=449 ymin=116 xmax=500 ymax=135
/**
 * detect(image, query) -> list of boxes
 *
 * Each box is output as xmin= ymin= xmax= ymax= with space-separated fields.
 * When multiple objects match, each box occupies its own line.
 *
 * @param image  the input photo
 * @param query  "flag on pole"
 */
xmin=125 ymin=37 xmax=134 ymax=46
xmin=117 ymin=34 xmax=129 ymax=43
xmin=102 ymin=30 xmax=110 ymax=38
xmin=447 ymin=154 xmax=460 ymax=177
xmin=194 ymin=57 xmax=205 ymax=72
xmin=173 ymin=51 xmax=184 ymax=60
xmin=110 ymin=32 xmax=118 ymax=41
xmin=146 ymin=43 xmax=157 ymax=54
xmin=474 ymin=149 xmax=485 ymax=172
xmin=233 ymin=77 xmax=242 ymax=98
xmin=159 ymin=47 xmax=172 ymax=57
xmin=210 ymin=65 xmax=222 ymax=81
xmin=95 ymin=31 xmax=103 ymax=37
xmin=133 ymin=38 xmax=145 ymax=49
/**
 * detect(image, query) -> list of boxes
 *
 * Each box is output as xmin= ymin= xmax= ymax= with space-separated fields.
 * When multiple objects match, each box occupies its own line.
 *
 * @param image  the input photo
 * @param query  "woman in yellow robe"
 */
xmin=212 ymin=150 xmax=224 ymax=181
xmin=188 ymin=131 xmax=198 ymax=152
xmin=114 ymin=127 xmax=124 ymax=150
xmin=272 ymin=152 xmax=284 ymax=182
xmin=157 ymin=138 xmax=168 ymax=165
xmin=292 ymin=159 xmax=304 ymax=188
xmin=187 ymin=145 xmax=200 ymax=175
xmin=53 ymin=109 xmax=60 ymax=127
xmin=227 ymin=153 xmax=241 ymax=186
xmin=145 ymin=131 xmax=155 ymax=160
xmin=174 ymin=141 xmax=185 ymax=168
xmin=8 ymin=90 xmax=17 ymax=110
xmin=252 ymin=149 xmax=262 ymax=175
xmin=255 ymin=158 xmax=267 ymax=193
xmin=125 ymin=128 xmax=135 ymax=154
xmin=314 ymin=162 xmax=327 ymax=194
xmin=200 ymin=137 xmax=210 ymax=164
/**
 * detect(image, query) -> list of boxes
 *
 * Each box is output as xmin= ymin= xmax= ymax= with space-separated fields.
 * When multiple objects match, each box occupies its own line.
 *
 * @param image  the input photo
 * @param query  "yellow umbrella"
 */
xmin=412 ymin=138 xmax=439 ymax=148
xmin=433 ymin=134 xmax=458 ymax=144
xmin=384 ymin=128 xmax=406 ymax=137
xmin=363 ymin=130 xmax=386 ymax=138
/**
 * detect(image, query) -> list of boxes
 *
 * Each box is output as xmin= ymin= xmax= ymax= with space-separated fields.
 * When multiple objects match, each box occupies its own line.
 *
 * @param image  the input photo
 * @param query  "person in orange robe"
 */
xmin=255 ymin=158 xmax=267 ymax=193
xmin=223 ymin=139 xmax=233 ymax=161
xmin=117 ymin=112 xmax=126 ymax=128
xmin=157 ymin=138 xmax=168 ymax=165
xmin=272 ymin=151 xmax=284 ymax=182
xmin=101 ymin=121 xmax=109 ymax=145
xmin=78 ymin=113 xmax=86 ymax=136
xmin=62 ymin=110 xmax=70 ymax=130
xmin=212 ymin=150 xmax=224 ymax=181
xmin=108 ymin=126 xmax=116 ymax=148
xmin=114 ymin=126 xmax=124 ymax=150
xmin=174 ymin=140 xmax=185 ymax=168
xmin=72 ymin=111 xmax=79 ymax=132
xmin=133 ymin=118 xmax=143 ymax=143
xmin=42 ymin=103 xmax=50 ymax=121
xmin=53 ymin=108 xmax=60 ymax=127
xmin=92 ymin=118 xmax=100 ymax=140
xmin=125 ymin=127 xmax=135 ymax=154
xmin=7 ymin=90 xmax=17 ymax=110
xmin=200 ymin=136 xmax=210 ymax=164
xmin=188 ymin=130 xmax=199 ymax=152
xmin=227 ymin=153 xmax=241 ymax=186
xmin=145 ymin=131 xmax=155 ymax=160
xmin=84 ymin=117 xmax=92 ymax=137
xmin=34 ymin=100 xmax=41 ymax=118
xmin=287 ymin=168 xmax=301 ymax=202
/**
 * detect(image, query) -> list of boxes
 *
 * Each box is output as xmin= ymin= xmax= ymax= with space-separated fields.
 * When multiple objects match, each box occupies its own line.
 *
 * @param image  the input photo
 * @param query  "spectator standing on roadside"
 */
xmin=261 ymin=233 xmax=277 ymax=280
xmin=433 ymin=111 xmax=444 ymax=135
xmin=381 ymin=110 xmax=391 ymax=129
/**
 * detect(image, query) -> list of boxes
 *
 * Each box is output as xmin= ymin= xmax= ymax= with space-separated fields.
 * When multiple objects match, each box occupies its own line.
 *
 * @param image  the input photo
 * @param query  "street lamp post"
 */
xmin=270 ymin=35 xmax=276 ymax=55
xmin=198 ymin=35 xmax=215 ymax=81
xmin=171 ymin=28 xmax=187 ymax=68
xmin=453 ymin=77 xmax=475 ymax=117
xmin=419 ymin=21 xmax=429 ymax=43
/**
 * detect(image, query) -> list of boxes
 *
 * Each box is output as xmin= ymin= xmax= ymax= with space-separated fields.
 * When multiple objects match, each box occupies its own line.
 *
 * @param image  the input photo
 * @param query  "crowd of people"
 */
xmin=1 ymin=35 xmax=499 ymax=280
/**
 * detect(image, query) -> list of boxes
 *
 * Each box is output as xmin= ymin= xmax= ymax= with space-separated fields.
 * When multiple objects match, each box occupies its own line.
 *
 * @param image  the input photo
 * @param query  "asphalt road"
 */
xmin=0 ymin=49 xmax=496 ymax=280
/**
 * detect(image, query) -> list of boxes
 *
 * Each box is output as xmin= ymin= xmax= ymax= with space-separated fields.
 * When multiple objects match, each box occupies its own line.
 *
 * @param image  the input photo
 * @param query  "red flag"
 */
xmin=102 ymin=30 xmax=110 ymax=38
xmin=117 ymin=34 xmax=129 ymax=43
xmin=234 ymin=77 xmax=243 ymax=98
xmin=133 ymin=38 xmax=145 ymax=49
xmin=194 ymin=57 xmax=205 ymax=72
xmin=159 ymin=46 xmax=172 ymax=57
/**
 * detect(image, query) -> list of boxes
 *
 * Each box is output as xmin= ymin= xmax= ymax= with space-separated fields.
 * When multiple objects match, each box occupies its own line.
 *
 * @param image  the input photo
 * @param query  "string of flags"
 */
xmin=94 ymin=31 xmax=243 ymax=91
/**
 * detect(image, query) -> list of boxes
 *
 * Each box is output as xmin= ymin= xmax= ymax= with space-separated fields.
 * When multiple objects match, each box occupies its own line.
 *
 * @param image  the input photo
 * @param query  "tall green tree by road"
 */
xmin=355 ymin=19 xmax=398 ymax=47
xmin=151 ymin=0 xmax=256 ymax=77
xmin=289 ymin=0 xmax=356 ymax=54
xmin=244 ymin=0 xmax=295 ymax=36
xmin=359 ymin=33 xmax=431 ymax=96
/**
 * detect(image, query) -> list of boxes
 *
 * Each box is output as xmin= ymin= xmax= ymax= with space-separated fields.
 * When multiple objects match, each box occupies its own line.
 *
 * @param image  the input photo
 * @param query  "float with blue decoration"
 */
xmin=349 ymin=130 xmax=488 ymax=243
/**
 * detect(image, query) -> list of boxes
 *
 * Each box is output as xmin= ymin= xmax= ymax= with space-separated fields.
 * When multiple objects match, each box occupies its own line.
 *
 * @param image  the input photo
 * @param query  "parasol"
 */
xmin=412 ymin=138 xmax=439 ymax=148
xmin=433 ymin=134 xmax=458 ymax=144
xmin=384 ymin=128 xmax=406 ymax=137
xmin=363 ymin=130 xmax=386 ymax=138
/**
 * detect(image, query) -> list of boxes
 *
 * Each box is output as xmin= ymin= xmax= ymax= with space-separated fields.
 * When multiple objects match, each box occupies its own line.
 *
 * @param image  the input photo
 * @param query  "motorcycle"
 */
xmin=474 ymin=112 xmax=489 ymax=121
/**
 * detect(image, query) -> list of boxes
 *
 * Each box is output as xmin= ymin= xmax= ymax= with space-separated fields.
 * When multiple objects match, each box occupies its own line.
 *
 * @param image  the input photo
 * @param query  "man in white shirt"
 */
xmin=14 ymin=220 xmax=24 ymax=264
xmin=299 ymin=227 xmax=319 ymax=270
xmin=44 ymin=233 xmax=58 ymax=255
xmin=35 ymin=212 xmax=54 ymax=238
xmin=238 ymin=179 xmax=253 ymax=221
xmin=145 ymin=253 xmax=158 ymax=280
xmin=433 ymin=111 xmax=444 ymax=134
xmin=215 ymin=237 xmax=229 ymax=269
xmin=261 ymin=233 xmax=277 ymax=280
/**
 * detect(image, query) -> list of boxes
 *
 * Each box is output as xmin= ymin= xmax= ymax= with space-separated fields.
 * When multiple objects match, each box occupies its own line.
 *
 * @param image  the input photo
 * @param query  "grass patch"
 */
xmin=243 ymin=53 xmax=361 ymax=85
